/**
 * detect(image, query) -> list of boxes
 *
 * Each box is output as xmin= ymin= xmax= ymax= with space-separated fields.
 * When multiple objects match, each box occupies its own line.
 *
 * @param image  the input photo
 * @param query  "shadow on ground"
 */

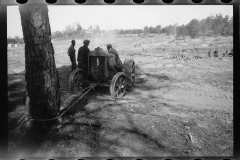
xmin=8 ymin=64 xmax=191 ymax=157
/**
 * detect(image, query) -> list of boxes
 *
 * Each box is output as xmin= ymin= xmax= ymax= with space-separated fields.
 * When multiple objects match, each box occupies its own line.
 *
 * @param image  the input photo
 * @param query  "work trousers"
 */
xmin=78 ymin=61 xmax=87 ymax=73
xmin=70 ymin=55 xmax=77 ymax=71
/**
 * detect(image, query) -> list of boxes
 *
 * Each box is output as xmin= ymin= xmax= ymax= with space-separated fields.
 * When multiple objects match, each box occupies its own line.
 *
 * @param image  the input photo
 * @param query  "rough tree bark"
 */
xmin=19 ymin=5 xmax=61 ymax=119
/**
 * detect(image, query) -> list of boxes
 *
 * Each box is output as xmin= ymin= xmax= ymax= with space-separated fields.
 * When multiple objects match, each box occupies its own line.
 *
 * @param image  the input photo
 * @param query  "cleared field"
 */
xmin=8 ymin=34 xmax=233 ymax=157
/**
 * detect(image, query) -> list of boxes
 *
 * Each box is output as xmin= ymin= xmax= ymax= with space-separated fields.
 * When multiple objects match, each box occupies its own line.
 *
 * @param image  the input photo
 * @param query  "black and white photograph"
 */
xmin=7 ymin=4 xmax=233 ymax=157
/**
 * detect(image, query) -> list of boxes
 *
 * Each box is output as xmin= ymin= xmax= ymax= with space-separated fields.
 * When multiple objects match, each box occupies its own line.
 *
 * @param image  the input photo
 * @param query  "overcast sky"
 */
xmin=7 ymin=5 xmax=232 ymax=38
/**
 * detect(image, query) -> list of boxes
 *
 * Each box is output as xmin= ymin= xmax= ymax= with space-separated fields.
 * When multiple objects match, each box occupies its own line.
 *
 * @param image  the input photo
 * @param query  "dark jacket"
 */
xmin=108 ymin=48 xmax=122 ymax=67
xmin=68 ymin=44 xmax=76 ymax=57
xmin=77 ymin=45 xmax=90 ymax=62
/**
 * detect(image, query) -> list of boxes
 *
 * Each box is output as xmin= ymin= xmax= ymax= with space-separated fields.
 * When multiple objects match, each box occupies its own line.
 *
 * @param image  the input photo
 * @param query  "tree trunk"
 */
xmin=19 ymin=5 xmax=61 ymax=119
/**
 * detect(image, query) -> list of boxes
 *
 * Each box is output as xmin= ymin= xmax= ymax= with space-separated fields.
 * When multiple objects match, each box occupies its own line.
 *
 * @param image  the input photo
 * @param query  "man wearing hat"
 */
xmin=77 ymin=39 xmax=90 ymax=74
xmin=68 ymin=40 xmax=77 ymax=71
xmin=106 ymin=44 xmax=122 ymax=74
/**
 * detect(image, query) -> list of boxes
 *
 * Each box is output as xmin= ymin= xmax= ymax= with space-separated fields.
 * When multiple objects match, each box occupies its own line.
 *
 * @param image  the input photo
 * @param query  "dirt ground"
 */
xmin=8 ymin=34 xmax=233 ymax=157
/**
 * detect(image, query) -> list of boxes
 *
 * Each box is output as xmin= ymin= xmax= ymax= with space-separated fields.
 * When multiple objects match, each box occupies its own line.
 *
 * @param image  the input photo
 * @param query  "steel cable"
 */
xmin=19 ymin=83 xmax=99 ymax=125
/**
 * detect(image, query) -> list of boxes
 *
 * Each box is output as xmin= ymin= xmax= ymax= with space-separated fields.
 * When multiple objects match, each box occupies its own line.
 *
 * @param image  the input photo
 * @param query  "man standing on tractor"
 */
xmin=106 ymin=44 xmax=122 ymax=74
xmin=68 ymin=40 xmax=77 ymax=71
xmin=77 ymin=39 xmax=91 ymax=74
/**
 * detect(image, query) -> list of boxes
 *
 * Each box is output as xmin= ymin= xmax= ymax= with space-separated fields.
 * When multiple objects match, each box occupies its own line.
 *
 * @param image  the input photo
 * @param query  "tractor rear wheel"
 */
xmin=69 ymin=68 xmax=85 ymax=93
xmin=110 ymin=72 xmax=127 ymax=100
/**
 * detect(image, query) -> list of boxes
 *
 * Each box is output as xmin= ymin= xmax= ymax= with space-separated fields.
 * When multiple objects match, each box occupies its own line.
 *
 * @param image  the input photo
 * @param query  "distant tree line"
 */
xmin=7 ymin=36 xmax=24 ymax=44
xmin=117 ymin=25 xmax=162 ymax=35
xmin=51 ymin=23 xmax=101 ymax=39
xmin=143 ymin=25 xmax=162 ymax=34
xmin=118 ymin=29 xmax=144 ymax=35
xmin=117 ymin=14 xmax=232 ymax=38
xmin=174 ymin=14 xmax=232 ymax=38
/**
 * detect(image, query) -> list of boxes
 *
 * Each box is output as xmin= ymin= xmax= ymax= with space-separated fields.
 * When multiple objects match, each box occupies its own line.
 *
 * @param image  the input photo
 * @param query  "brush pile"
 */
xmin=222 ymin=49 xmax=233 ymax=57
xmin=171 ymin=53 xmax=202 ymax=61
